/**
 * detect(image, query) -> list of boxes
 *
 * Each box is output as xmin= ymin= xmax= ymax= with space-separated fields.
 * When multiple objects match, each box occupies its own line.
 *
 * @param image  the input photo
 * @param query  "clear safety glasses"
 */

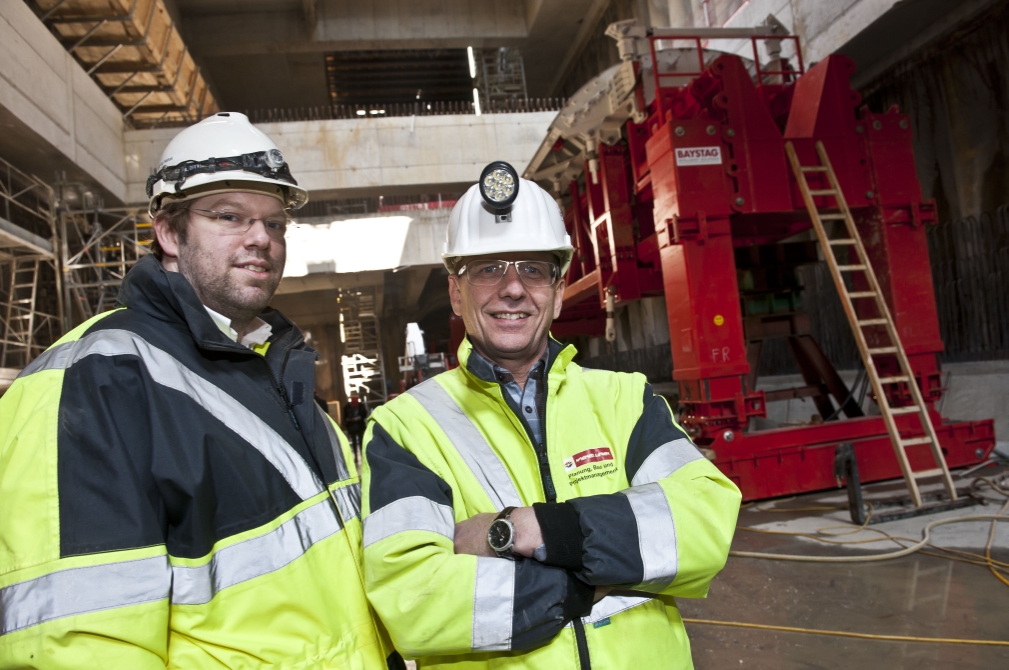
xmin=459 ymin=260 xmax=560 ymax=287
xmin=190 ymin=208 xmax=289 ymax=240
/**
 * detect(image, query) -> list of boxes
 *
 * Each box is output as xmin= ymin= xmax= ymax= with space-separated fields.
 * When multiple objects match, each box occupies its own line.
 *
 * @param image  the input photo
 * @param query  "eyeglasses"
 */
xmin=190 ymin=208 xmax=288 ymax=240
xmin=459 ymin=260 xmax=560 ymax=287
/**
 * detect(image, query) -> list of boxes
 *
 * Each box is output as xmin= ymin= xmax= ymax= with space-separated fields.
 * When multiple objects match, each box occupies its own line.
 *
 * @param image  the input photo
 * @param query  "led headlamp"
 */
xmin=145 ymin=149 xmax=298 ymax=198
xmin=479 ymin=161 xmax=519 ymax=209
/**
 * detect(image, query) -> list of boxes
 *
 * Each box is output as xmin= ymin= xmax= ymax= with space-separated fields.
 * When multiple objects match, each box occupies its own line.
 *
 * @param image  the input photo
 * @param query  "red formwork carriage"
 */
xmin=526 ymin=20 xmax=996 ymax=502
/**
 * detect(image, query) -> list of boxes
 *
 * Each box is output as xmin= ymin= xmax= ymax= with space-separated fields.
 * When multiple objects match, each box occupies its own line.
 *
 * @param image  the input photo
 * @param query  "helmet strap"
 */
xmin=147 ymin=151 xmax=298 ymax=198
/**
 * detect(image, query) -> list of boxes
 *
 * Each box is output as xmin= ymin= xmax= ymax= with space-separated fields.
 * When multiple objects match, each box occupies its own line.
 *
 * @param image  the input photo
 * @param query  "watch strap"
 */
xmin=495 ymin=506 xmax=517 ymax=521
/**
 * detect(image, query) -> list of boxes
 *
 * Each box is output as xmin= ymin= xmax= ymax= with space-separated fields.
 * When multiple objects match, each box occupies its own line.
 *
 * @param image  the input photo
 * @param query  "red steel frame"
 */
xmin=554 ymin=39 xmax=995 ymax=501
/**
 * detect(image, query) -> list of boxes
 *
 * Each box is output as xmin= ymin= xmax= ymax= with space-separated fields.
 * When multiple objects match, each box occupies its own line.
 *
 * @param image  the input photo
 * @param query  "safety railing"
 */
xmin=242 ymin=98 xmax=566 ymax=124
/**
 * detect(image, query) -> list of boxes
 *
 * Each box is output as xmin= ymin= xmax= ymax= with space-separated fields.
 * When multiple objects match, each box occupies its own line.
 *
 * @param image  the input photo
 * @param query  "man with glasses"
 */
xmin=0 ymin=113 xmax=396 ymax=668
xmin=362 ymin=162 xmax=741 ymax=669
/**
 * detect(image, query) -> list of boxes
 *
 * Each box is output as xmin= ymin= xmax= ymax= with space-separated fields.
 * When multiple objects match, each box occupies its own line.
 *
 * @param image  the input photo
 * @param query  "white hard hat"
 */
xmin=146 ymin=112 xmax=308 ymax=216
xmin=444 ymin=161 xmax=573 ymax=274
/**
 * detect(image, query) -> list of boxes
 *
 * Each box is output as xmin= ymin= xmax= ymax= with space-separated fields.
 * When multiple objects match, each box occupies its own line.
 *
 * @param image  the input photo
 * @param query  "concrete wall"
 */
xmin=756 ymin=361 xmax=1008 ymax=449
xmin=718 ymin=0 xmax=901 ymax=65
xmin=124 ymin=111 xmax=556 ymax=204
xmin=0 ymin=0 xmax=126 ymax=202
xmin=183 ymin=0 xmax=528 ymax=57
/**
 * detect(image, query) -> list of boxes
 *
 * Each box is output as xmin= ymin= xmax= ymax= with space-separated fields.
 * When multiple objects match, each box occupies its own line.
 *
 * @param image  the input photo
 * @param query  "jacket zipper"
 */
xmin=507 ymin=367 xmax=591 ymax=670
xmin=265 ymin=352 xmax=329 ymax=480
xmin=573 ymin=621 xmax=592 ymax=670
xmin=204 ymin=341 xmax=327 ymax=480
xmin=273 ymin=348 xmax=302 ymax=432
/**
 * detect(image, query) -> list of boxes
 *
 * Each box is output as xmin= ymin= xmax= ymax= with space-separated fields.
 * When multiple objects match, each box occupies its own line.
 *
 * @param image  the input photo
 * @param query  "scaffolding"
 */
xmin=29 ymin=0 xmax=219 ymax=128
xmin=338 ymin=286 xmax=386 ymax=402
xmin=0 ymin=157 xmax=62 ymax=371
xmin=56 ymin=188 xmax=151 ymax=331
xmin=477 ymin=47 xmax=528 ymax=104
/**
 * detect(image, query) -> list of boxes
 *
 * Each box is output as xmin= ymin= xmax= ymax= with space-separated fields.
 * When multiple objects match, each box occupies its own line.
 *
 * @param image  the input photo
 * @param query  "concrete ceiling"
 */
xmin=167 ymin=0 xmax=607 ymax=111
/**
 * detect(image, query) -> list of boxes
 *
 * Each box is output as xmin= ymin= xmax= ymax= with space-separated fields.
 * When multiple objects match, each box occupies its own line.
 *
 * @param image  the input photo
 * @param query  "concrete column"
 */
xmin=0 ymin=0 xmax=127 ymax=203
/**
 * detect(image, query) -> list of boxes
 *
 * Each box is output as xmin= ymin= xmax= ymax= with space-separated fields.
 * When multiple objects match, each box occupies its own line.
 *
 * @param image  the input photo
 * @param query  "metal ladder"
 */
xmin=785 ymin=140 xmax=956 ymax=508
xmin=1 ymin=257 xmax=40 ymax=368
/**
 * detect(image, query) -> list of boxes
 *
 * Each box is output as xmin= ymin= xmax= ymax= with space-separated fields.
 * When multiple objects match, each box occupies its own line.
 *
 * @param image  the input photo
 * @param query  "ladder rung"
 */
xmin=913 ymin=468 xmax=944 ymax=479
xmin=858 ymin=318 xmax=888 ymax=326
xmin=808 ymin=189 xmax=837 ymax=196
xmin=878 ymin=375 xmax=908 ymax=384
xmin=829 ymin=239 xmax=856 ymax=246
xmin=890 ymin=406 xmax=921 ymax=415
xmin=868 ymin=346 xmax=897 ymax=354
xmin=820 ymin=213 xmax=847 ymax=220
xmin=135 ymin=223 xmax=152 ymax=228
xmin=848 ymin=291 xmax=877 ymax=299
xmin=837 ymin=264 xmax=866 ymax=271
xmin=800 ymin=166 xmax=828 ymax=172
xmin=901 ymin=436 xmax=933 ymax=447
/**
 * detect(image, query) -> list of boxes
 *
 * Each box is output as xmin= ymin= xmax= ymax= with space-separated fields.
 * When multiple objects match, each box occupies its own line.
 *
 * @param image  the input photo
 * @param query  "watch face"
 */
xmin=488 ymin=519 xmax=513 ymax=552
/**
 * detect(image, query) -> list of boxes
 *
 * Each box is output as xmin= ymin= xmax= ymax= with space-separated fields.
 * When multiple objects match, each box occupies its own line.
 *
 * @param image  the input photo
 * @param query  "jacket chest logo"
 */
xmin=564 ymin=447 xmax=617 ymax=483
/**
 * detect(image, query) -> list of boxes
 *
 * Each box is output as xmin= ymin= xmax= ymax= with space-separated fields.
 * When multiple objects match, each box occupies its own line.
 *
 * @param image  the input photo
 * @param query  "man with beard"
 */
xmin=361 ymin=162 xmax=740 ymax=669
xmin=0 ymin=113 xmax=396 ymax=669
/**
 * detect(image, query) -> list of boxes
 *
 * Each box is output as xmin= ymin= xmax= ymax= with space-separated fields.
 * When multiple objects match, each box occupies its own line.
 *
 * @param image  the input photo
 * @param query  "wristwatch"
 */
xmin=487 ymin=506 xmax=517 ymax=557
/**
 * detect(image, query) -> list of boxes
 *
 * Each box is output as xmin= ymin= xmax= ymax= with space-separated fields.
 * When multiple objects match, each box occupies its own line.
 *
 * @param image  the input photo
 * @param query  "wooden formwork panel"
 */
xmin=35 ymin=0 xmax=217 ymax=123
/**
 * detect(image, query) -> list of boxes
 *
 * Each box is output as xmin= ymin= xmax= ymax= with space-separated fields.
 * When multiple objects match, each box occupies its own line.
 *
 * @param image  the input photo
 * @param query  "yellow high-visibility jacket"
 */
xmin=362 ymin=338 xmax=741 ymax=669
xmin=0 ymin=256 xmax=393 ymax=669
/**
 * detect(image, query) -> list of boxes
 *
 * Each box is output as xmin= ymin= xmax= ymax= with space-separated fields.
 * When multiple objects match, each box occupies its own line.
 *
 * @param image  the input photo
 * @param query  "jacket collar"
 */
xmin=116 ymin=255 xmax=304 ymax=356
xmin=458 ymin=335 xmax=575 ymax=389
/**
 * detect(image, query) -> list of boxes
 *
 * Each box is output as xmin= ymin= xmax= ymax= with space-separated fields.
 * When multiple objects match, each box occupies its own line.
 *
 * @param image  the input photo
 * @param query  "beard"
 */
xmin=177 ymin=242 xmax=283 ymax=324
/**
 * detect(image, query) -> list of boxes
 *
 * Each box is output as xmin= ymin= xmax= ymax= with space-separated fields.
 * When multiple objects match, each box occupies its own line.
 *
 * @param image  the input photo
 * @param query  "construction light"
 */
xmin=479 ymin=161 xmax=518 ymax=208
xmin=264 ymin=149 xmax=285 ymax=169
xmin=370 ymin=109 xmax=380 ymax=115
xmin=356 ymin=109 xmax=366 ymax=116
xmin=467 ymin=46 xmax=477 ymax=79
xmin=473 ymin=87 xmax=482 ymax=116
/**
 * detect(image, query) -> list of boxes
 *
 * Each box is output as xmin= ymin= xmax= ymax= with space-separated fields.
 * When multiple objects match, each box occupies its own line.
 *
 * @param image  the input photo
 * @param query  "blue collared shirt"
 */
xmin=467 ymin=348 xmax=547 ymax=448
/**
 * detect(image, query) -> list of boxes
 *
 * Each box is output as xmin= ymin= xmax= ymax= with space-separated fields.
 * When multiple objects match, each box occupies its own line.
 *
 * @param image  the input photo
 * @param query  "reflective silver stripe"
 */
xmin=332 ymin=483 xmax=362 ymax=523
xmin=363 ymin=496 xmax=454 ymax=547
xmin=580 ymin=593 xmax=653 ymax=625
xmin=172 ymin=496 xmax=342 ymax=606
xmin=472 ymin=557 xmax=515 ymax=651
xmin=17 ymin=339 xmax=74 ymax=378
xmin=622 ymin=482 xmax=678 ymax=590
xmin=407 ymin=379 xmax=522 ymax=510
xmin=631 ymin=438 xmax=704 ymax=486
xmin=28 ymin=329 xmax=325 ymax=500
xmin=317 ymin=405 xmax=351 ymax=482
xmin=0 ymin=555 xmax=170 ymax=636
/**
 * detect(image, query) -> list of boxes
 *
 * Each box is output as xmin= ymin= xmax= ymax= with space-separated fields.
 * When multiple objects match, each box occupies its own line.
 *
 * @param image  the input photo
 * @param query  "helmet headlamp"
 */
xmin=146 ymin=150 xmax=298 ymax=198
xmin=479 ymin=161 xmax=519 ymax=209
xmin=265 ymin=149 xmax=285 ymax=169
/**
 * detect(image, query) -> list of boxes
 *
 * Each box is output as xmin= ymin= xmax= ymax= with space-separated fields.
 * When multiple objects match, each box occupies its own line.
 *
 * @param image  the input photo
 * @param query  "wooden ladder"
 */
xmin=785 ymin=140 xmax=956 ymax=508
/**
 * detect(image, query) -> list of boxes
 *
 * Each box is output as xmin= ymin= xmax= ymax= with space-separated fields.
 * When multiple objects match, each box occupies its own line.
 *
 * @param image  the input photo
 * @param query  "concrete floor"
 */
xmin=682 ymin=467 xmax=1009 ymax=669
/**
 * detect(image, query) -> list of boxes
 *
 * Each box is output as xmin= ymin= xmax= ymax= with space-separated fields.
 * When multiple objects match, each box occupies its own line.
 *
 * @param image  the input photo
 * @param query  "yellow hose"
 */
xmin=682 ymin=618 xmax=1009 ymax=646
xmin=730 ymin=514 xmax=1009 ymax=562
xmin=711 ymin=475 xmax=1009 ymax=645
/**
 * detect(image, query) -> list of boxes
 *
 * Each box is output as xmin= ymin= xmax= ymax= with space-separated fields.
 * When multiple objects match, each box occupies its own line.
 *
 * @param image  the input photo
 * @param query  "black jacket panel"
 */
xmin=57 ymin=255 xmax=340 ymax=560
